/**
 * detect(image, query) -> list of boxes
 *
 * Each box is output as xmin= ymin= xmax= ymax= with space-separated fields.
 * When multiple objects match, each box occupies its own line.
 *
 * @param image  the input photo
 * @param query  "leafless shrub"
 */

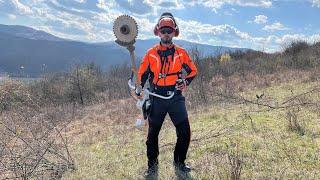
xmin=28 ymin=62 xmax=132 ymax=106
xmin=104 ymin=63 xmax=131 ymax=100
xmin=284 ymin=41 xmax=309 ymax=55
xmin=0 ymin=107 xmax=76 ymax=179
xmin=0 ymin=80 xmax=39 ymax=113
xmin=67 ymin=63 xmax=103 ymax=105
xmin=281 ymin=41 xmax=320 ymax=69
xmin=0 ymin=80 xmax=75 ymax=179
xmin=286 ymin=108 xmax=305 ymax=136
xmin=187 ymin=48 xmax=212 ymax=106
xmin=227 ymin=145 xmax=243 ymax=180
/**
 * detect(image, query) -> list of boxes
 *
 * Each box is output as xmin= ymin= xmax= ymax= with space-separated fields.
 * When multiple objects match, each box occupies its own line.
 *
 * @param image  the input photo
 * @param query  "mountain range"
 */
xmin=0 ymin=24 xmax=249 ymax=77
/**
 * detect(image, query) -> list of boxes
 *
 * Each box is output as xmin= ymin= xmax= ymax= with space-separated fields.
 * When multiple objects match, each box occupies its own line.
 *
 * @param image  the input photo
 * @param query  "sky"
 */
xmin=0 ymin=0 xmax=320 ymax=52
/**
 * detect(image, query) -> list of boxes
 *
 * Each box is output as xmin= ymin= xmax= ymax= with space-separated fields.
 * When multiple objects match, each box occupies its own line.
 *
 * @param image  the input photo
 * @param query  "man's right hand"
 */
xmin=135 ymin=85 xmax=143 ymax=99
xmin=135 ymin=92 xmax=143 ymax=100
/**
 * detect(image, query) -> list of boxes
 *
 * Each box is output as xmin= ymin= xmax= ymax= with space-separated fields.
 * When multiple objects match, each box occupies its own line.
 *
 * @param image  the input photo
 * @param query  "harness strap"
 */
xmin=154 ymin=45 xmax=181 ymax=87
xmin=158 ymin=71 xmax=182 ymax=79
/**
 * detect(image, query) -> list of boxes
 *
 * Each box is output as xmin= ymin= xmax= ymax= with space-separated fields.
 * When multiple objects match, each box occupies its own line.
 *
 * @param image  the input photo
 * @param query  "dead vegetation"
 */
xmin=0 ymin=80 xmax=76 ymax=179
xmin=0 ymin=40 xmax=320 ymax=179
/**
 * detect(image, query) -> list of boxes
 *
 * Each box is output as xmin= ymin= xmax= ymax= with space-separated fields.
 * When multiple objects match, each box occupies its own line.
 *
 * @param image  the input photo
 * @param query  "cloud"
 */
xmin=134 ymin=17 xmax=156 ymax=36
xmin=176 ymin=18 xmax=259 ymax=43
xmin=96 ymin=0 xmax=117 ymax=11
xmin=24 ymin=4 xmax=96 ymax=40
xmin=92 ymin=12 xmax=120 ymax=25
xmin=52 ymin=0 xmax=100 ymax=11
xmin=0 ymin=0 xmax=33 ymax=15
xmin=312 ymin=0 xmax=320 ymax=7
xmin=263 ymin=22 xmax=289 ymax=32
xmin=173 ymin=17 xmax=320 ymax=53
xmin=47 ymin=12 xmax=94 ymax=34
xmin=185 ymin=0 xmax=272 ymax=11
xmin=115 ymin=0 xmax=153 ymax=15
xmin=239 ymin=0 xmax=272 ymax=7
xmin=154 ymin=0 xmax=185 ymax=10
xmin=12 ymin=0 xmax=122 ymax=42
xmin=113 ymin=0 xmax=185 ymax=16
xmin=29 ymin=0 xmax=46 ymax=3
xmin=250 ymin=15 xmax=268 ymax=24
xmin=7 ymin=14 xmax=17 ymax=20
xmin=1 ymin=0 xmax=318 ymax=53
xmin=74 ymin=0 xmax=86 ymax=3
xmin=275 ymin=33 xmax=320 ymax=44
xmin=223 ymin=7 xmax=238 ymax=16
xmin=11 ymin=0 xmax=33 ymax=15
xmin=175 ymin=18 xmax=268 ymax=48
xmin=45 ymin=1 xmax=89 ymax=17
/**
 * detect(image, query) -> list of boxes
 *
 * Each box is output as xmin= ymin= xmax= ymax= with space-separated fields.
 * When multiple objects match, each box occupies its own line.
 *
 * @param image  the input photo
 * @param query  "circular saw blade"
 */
xmin=113 ymin=15 xmax=138 ymax=45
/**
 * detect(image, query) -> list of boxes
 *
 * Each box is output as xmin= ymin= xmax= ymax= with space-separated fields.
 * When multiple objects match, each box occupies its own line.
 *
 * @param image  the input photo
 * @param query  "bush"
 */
xmin=0 ymin=80 xmax=39 ymax=113
xmin=284 ymin=41 xmax=309 ymax=55
xmin=29 ymin=62 xmax=115 ymax=106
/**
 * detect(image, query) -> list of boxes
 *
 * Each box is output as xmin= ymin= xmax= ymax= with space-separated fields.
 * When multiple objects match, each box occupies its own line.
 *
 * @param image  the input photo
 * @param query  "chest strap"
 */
xmin=158 ymin=71 xmax=182 ymax=79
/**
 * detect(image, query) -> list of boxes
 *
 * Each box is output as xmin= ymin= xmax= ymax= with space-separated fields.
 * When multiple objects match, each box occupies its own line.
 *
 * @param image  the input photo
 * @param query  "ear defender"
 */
xmin=154 ymin=12 xmax=179 ymax=37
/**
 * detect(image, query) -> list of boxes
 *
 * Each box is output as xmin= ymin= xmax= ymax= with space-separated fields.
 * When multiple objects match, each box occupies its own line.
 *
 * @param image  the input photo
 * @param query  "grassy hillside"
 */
xmin=62 ymin=75 xmax=320 ymax=179
xmin=1 ymin=41 xmax=319 ymax=179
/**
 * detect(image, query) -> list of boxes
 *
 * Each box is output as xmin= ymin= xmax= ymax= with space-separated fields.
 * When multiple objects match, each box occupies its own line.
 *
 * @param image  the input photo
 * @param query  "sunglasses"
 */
xmin=160 ymin=27 xmax=174 ymax=34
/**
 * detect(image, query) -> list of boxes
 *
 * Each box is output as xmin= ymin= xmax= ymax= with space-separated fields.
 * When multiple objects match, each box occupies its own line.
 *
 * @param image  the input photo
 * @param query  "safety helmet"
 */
xmin=154 ymin=12 xmax=179 ymax=37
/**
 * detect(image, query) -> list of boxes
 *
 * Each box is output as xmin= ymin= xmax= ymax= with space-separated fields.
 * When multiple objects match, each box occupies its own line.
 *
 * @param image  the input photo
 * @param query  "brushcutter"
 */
xmin=113 ymin=15 xmax=175 ymax=115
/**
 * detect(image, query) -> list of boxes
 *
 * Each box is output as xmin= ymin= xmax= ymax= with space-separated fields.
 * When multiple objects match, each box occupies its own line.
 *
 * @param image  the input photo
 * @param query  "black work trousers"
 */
xmin=146 ymin=93 xmax=191 ymax=168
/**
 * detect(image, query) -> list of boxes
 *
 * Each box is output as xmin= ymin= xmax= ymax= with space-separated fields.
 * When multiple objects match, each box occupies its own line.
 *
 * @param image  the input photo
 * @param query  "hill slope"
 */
xmin=0 ymin=32 xmax=128 ymax=77
xmin=0 ymin=24 xmax=250 ymax=77
xmin=62 ymin=73 xmax=320 ymax=179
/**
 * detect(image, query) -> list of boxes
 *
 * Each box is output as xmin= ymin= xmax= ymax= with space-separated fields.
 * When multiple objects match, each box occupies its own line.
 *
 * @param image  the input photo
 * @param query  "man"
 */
xmin=136 ymin=12 xmax=198 ymax=178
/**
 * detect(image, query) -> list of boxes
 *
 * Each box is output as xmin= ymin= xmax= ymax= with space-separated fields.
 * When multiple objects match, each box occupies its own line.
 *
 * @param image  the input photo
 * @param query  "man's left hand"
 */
xmin=176 ymin=79 xmax=187 ymax=91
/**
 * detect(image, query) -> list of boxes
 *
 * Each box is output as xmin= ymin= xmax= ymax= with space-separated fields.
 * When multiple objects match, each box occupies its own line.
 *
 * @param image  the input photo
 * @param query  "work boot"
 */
xmin=144 ymin=167 xmax=158 ymax=179
xmin=144 ymin=160 xmax=158 ymax=179
xmin=173 ymin=161 xmax=191 ymax=173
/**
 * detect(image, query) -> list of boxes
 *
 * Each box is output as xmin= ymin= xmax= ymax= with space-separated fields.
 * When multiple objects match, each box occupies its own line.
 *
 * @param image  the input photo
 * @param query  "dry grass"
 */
xmin=61 ymin=71 xmax=320 ymax=179
xmin=1 ymin=40 xmax=320 ymax=179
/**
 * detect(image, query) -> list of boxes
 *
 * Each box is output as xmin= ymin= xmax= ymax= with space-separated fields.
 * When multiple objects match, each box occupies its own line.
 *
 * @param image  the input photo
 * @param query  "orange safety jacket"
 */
xmin=138 ymin=43 xmax=197 ymax=89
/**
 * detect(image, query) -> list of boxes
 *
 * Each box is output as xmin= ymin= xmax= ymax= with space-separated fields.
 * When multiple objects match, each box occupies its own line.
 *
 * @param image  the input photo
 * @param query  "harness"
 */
xmin=154 ymin=45 xmax=182 ymax=90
